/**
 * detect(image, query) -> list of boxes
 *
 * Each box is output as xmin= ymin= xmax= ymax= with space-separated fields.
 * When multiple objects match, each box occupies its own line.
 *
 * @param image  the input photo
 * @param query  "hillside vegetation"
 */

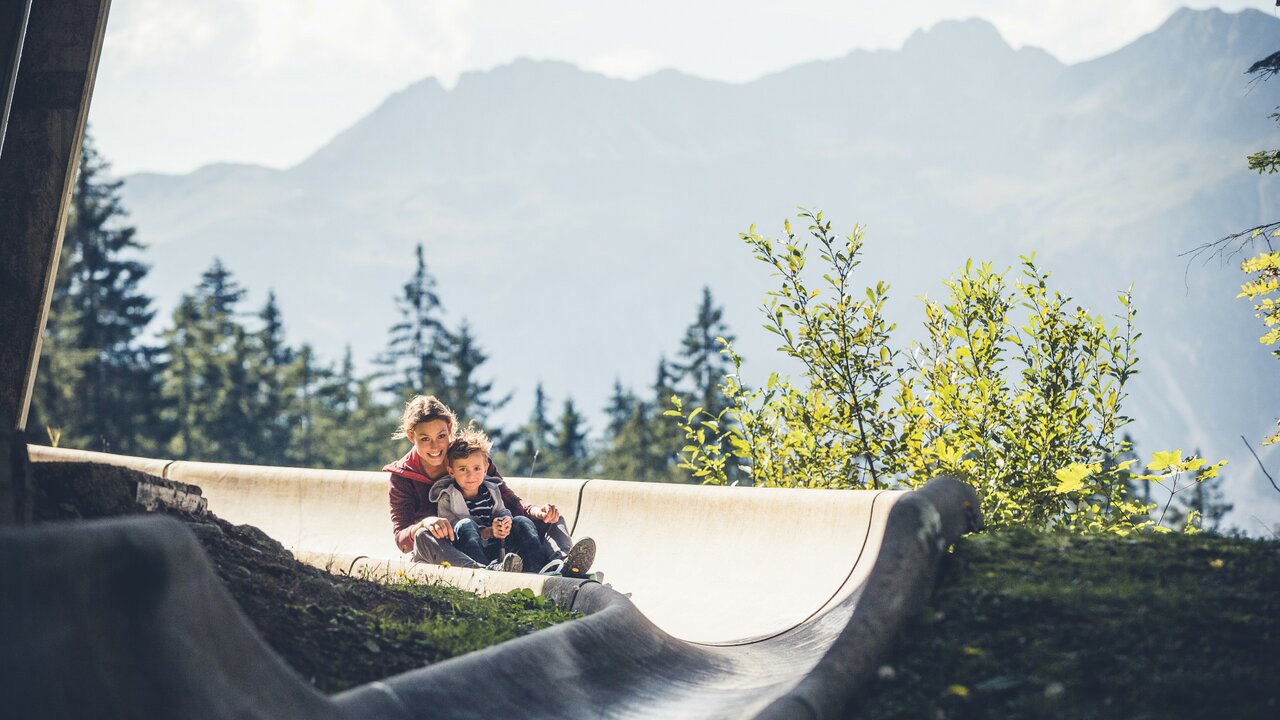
xmin=31 ymin=461 xmax=579 ymax=693
xmin=856 ymin=530 xmax=1280 ymax=719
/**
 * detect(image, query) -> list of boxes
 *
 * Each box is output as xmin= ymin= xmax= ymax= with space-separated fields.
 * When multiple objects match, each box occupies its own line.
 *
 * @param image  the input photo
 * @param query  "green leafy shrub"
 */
xmin=891 ymin=257 xmax=1145 ymax=532
xmin=671 ymin=212 xmax=899 ymax=489
xmin=675 ymin=210 xmax=1221 ymax=533
xmin=1238 ymin=247 xmax=1279 ymax=445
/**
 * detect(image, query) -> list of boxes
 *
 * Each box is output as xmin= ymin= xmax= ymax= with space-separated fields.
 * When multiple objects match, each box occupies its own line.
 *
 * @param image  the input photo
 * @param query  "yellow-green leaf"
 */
xmin=1054 ymin=463 xmax=1091 ymax=494
xmin=1147 ymin=449 xmax=1182 ymax=472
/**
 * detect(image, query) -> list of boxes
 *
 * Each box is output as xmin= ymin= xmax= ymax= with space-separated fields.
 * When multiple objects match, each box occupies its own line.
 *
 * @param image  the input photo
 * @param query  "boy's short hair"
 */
xmin=396 ymin=395 xmax=457 ymax=439
xmin=447 ymin=427 xmax=493 ymax=466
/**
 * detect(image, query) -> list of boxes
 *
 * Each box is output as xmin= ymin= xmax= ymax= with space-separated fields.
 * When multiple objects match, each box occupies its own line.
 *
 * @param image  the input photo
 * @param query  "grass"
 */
xmin=257 ymin=580 xmax=580 ymax=693
xmin=185 ymin=513 xmax=582 ymax=694
xmin=31 ymin=461 xmax=581 ymax=694
xmin=854 ymin=529 xmax=1280 ymax=720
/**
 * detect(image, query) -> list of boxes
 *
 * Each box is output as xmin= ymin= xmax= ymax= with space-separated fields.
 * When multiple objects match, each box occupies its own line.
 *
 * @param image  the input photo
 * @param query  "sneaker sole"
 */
xmin=561 ymin=538 xmax=595 ymax=578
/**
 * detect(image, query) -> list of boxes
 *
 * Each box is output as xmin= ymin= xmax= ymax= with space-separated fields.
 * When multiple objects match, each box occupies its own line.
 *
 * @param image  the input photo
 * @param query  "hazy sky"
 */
xmin=89 ymin=1 xmax=1263 ymax=175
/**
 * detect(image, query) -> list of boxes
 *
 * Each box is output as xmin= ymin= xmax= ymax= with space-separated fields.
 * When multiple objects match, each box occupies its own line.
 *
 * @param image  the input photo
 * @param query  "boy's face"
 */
xmin=408 ymin=419 xmax=452 ymax=475
xmin=449 ymin=451 xmax=488 ymax=496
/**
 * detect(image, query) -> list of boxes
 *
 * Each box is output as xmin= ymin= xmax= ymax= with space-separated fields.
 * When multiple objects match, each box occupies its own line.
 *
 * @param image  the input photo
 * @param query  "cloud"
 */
xmin=103 ymin=0 xmax=221 ymax=67
xmin=234 ymin=0 xmax=475 ymax=85
xmin=104 ymin=0 xmax=477 ymax=86
xmin=586 ymin=47 xmax=670 ymax=80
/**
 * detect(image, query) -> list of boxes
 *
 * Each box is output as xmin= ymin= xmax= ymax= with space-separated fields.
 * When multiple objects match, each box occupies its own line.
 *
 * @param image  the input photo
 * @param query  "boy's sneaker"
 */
xmin=487 ymin=552 xmax=523 ymax=573
xmin=560 ymin=538 xmax=596 ymax=579
xmin=502 ymin=552 xmax=523 ymax=573
xmin=538 ymin=559 xmax=565 ymax=575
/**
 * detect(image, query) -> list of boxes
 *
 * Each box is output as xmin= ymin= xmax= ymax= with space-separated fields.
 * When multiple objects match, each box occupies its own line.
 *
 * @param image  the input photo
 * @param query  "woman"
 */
xmin=384 ymin=394 xmax=594 ymax=576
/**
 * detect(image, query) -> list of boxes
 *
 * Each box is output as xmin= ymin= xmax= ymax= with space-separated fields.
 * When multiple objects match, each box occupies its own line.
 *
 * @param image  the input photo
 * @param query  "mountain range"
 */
xmin=119 ymin=7 xmax=1280 ymax=527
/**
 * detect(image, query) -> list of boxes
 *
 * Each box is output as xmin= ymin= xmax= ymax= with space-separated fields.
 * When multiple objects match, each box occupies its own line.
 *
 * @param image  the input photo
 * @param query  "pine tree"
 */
xmin=379 ymin=244 xmax=446 ymax=402
xmin=256 ymin=291 xmax=294 ymax=368
xmin=550 ymin=398 xmax=591 ymax=478
xmin=673 ymin=287 xmax=736 ymax=420
xmin=342 ymin=372 xmax=399 ymax=469
xmin=597 ymin=359 xmax=694 ymax=484
xmin=435 ymin=319 xmax=511 ymax=430
xmin=30 ymin=296 xmax=93 ymax=447
xmin=650 ymin=356 xmax=690 ymax=482
xmin=282 ymin=343 xmax=321 ymax=467
xmin=598 ymin=379 xmax=678 ymax=483
xmin=160 ymin=259 xmax=254 ymax=462
xmin=507 ymin=383 xmax=554 ymax=476
xmin=249 ymin=291 xmax=296 ymax=465
xmin=221 ymin=327 xmax=256 ymax=463
xmin=307 ymin=346 xmax=397 ymax=470
xmin=160 ymin=295 xmax=200 ymax=458
xmin=670 ymin=288 xmax=740 ymax=483
xmin=295 ymin=346 xmax=344 ymax=468
xmin=653 ymin=356 xmax=680 ymax=414
xmin=30 ymin=134 xmax=163 ymax=454
xmin=600 ymin=403 xmax=663 ymax=483
xmin=603 ymin=379 xmax=637 ymax=441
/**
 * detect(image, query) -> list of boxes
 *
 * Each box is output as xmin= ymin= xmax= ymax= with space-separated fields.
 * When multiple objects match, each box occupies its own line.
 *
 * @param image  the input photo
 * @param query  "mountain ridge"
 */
xmin=116 ymin=7 xmax=1280 ymax=525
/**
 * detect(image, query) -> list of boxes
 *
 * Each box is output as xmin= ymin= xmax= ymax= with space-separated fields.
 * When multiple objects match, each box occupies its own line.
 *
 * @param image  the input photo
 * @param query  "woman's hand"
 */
xmin=421 ymin=516 xmax=454 ymax=541
xmin=491 ymin=516 xmax=512 ymax=540
xmin=534 ymin=504 xmax=560 ymax=524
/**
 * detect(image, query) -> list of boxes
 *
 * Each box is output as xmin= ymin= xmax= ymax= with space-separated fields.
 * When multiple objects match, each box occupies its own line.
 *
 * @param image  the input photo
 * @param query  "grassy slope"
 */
xmin=190 ymin=513 xmax=580 ymax=693
xmin=855 ymin=529 xmax=1280 ymax=720
xmin=32 ymin=461 xmax=579 ymax=693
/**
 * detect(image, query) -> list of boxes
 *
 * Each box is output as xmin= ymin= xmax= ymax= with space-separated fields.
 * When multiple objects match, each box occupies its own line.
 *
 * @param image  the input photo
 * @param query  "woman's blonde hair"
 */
xmin=395 ymin=395 xmax=457 ymax=439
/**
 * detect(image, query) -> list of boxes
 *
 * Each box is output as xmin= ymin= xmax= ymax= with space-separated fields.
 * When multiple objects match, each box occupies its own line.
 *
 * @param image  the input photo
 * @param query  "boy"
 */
xmin=429 ymin=429 xmax=547 ymax=573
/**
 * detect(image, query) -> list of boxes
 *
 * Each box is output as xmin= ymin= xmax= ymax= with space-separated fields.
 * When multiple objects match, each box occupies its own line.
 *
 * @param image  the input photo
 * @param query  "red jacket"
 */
xmin=384 ymin=449 xmax=533 ymax=553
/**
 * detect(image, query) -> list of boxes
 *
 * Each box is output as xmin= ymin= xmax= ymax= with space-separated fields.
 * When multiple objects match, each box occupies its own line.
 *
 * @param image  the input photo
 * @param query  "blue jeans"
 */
xmin=453 ymin=517 xmax=550 ymax=571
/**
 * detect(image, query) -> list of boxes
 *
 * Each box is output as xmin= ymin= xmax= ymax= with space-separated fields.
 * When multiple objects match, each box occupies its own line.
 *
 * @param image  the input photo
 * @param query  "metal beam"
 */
xmin=0 ymin=0 xmax=31 ymax=154
xmin=0 ymin=0 xmax=111 ymax=432
xmin=0 ymin=0 xmax=112 ymax=524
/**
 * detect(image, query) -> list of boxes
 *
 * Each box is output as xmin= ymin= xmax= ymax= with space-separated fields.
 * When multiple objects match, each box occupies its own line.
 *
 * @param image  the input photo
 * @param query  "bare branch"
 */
xmin=1241 ymin=434 xmax=1280 ymax=496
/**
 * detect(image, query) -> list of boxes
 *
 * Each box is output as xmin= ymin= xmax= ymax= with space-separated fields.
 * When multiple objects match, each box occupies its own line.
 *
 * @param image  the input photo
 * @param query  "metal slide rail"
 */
xmin=5 ymin=448 xmax=980 ymax=719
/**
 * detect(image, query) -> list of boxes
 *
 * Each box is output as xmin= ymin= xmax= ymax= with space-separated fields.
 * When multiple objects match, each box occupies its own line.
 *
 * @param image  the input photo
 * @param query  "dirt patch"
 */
xmin=30 ymin=461 xmax=579 ymax=693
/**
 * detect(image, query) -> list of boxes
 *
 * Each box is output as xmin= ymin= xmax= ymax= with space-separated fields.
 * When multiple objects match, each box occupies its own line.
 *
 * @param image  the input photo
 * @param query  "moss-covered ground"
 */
xmin=855 ymin=529 xmax=1280 ymax=720
xmin=31 ymin=461 xmax=580 ymax=694
xmin=189 ymin=514 xmax=580 ymax=693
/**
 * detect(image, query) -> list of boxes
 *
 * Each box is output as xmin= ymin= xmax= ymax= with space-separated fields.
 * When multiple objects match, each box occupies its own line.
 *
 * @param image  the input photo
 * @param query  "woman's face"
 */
xmin=408 ymin=419 xmax=452 ymax=476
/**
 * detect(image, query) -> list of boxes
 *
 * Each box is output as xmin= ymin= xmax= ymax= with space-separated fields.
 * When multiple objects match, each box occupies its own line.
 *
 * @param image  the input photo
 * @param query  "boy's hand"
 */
xmin=491 ymin=516 xmax=512 ymax=540
xmin=422 ymin=516 xmax=454 ymax=541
